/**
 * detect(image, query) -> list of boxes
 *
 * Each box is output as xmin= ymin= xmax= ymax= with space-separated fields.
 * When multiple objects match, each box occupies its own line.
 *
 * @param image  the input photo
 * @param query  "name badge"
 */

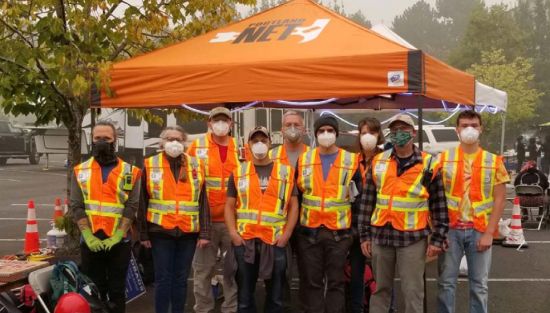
xmin=302 ymin=167 xmax=312 ymax=177
xmin=375 ymin=163 xmax=387 ymax=173
xmin=238 ymin=179 xmax=248 ymax=190
xmin=150 ymin=172 xmax=162 ymax=182
xmin=78 ymin=172 xmax=89 ymax=181
xmin=196 ymin=149 xmax=208 ymax=158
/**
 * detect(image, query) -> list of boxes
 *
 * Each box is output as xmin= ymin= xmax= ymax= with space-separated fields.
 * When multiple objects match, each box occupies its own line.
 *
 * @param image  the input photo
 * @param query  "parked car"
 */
xmin=0 ymin=120 xmax=40 ymax=165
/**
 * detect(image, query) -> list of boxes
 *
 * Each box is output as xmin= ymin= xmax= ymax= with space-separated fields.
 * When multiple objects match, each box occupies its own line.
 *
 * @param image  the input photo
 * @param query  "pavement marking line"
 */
xmin=0 ymin=218 xmax=51 ymax=221
xmin=399 ymin=278 xmax=550 ymax=282
xmin=0 ymin=239 xmax=48 ymax=242
xmin=1 ymin=169 xmax=66 ymax=177
xmin=0 ymin=178 xmax=21 ymax=182
xmin=11 ymin=204 xmax=55 ymax=207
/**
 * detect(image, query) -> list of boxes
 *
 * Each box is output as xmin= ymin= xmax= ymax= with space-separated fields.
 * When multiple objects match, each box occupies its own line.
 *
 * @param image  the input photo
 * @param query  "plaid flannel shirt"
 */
xmin=358 ymin=147 xmax=449 ymax=247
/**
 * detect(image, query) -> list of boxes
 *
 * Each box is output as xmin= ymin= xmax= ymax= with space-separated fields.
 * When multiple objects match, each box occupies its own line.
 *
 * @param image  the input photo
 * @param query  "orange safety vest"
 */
xmin=269 ymin=143 xmax=310 ymax=167
xmin=371 ymin=150 xmax=437 ymax=231
xmin=144 ymin=153 xmax=204 ymax=233
xmin=233 ymin=161 xmax=294 ymax=245
xmin=296 ymin=148 xmax=359 ymax=230
xmin=188 ymin=133 xmax=241 ymax=222
xmin=438 ymin=147 xmax=500 ymax=232
xmin=74 ymin=157 xmax=140 ymax=237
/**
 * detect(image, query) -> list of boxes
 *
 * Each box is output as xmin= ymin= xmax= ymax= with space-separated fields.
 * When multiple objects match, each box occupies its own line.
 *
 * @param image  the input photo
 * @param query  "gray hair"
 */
xmin=160 ymin=125 xmax=188 ymax=142
xmin=93 ymin=120 xmax=118 ymax=140
xmin=282 ymin=110 xmax=304 ymax=124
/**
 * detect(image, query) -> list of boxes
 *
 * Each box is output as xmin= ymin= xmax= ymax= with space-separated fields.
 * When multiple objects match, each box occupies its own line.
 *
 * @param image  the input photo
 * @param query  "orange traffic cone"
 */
xmin=502 ymin=197 xmax=528 ymax=249
xmin=53 ymin=198 xmax=63 ymax=220
xmin=24 ymin=200 xmax=40 ymax=254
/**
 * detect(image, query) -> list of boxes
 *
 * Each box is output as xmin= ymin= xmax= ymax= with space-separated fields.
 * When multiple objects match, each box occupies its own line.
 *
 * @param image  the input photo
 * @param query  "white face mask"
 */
xmin=284 ymin=126 xmax=302 ymax=143
xmin=317 ymin=131 xmax=336 ymax=148
xmin=164 ymin=140 xmax=184 ymax=158
xmin=211 ymin=121 xmax=230 ymax=136
xmin=251 ymin=142 xmax=269 ymax=159
xmin=459 ymin=127 xmax=480 ymax=145
xmin=360 ymin=133 xmax=378 ymax=151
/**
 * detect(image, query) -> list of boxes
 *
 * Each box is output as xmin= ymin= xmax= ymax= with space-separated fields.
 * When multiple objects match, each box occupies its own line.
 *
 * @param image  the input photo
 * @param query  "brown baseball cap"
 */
xmin=209 ymin=107 xmax=231 ymax=120
xmin=248 ymin=126 xmax=271 ymax=141
xmin=388 ymin=113 xmax=415 ymax=128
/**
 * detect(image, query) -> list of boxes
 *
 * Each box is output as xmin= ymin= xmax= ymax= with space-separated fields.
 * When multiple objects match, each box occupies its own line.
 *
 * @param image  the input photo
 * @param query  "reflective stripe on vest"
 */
xmin=145 ymin=153 xmax=202 ymax=232
xmin=189 ymin=134 xmax=240 ymax=222
xmin=234 ymin=161 xmax=292 ymax=244
xmin=297 ymin=148 xmax=357 ymax=230
xmin=371 ymin=150 xmax=432 ymax=231
xmin=269 ymin=144 xmax=310 ymax=166
xmin=440 ymin=147 xmax=498 ymax=231
xmin=75 ymin=158 xmax=134 ymax=236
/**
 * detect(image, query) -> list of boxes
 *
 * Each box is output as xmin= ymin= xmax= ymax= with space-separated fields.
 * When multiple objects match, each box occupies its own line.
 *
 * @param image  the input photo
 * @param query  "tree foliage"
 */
xmin=392 ymin=1 xmax=448 ymax=58
xmin=0 ymin=0 xmax=253 ymax=180
xmin=468 ymin=49 xmax=542 ymax=152
xmin=448 ymin=4 xmax=527 ymax=70
xmin=514 ymin=0 xmax=550 ymax=124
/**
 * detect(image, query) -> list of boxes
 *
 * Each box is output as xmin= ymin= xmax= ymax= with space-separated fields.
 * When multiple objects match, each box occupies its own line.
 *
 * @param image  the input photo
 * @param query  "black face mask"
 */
xmin=92 ymin=140 xmax=117 ymax=165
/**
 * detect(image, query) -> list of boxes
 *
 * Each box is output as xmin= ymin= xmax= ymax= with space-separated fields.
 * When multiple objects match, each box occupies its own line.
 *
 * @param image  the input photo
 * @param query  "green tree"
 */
xmin=435 ymin=0 xmax=484 ymax=51
xmin=448 ymin=4 xmax=527 ymax=70
xmin=468 ymin=49 xmax=542 ymax=152
xmin=392 ymin=1 xmax=448 ymax=58
xmin=348 ymin=9 xmax=371 ymax=28
xmin=514 ymin=0 xmax=550 ymax=124
xmin=0 ymin=0 xmax=253 ymax=188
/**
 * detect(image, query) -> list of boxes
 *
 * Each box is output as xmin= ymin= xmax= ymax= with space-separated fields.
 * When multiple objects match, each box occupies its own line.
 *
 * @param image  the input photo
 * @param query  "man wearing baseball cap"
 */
xmin=224 ymin=126 xmax=299 ymax=312
xmin=295 ymin=115 xmax=362 ymax=313
xmin=188 ymin=106 xmax=240 ymax=313
xmin=358 ymin=113 xmax=449 ymax=313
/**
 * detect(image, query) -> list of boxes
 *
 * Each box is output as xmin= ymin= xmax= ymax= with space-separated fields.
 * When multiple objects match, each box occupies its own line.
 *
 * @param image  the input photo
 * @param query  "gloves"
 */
xmin=102 ymin=229 xmax=124 ymax=251
xmin=81 ymin=228 xmax=104 ymax=252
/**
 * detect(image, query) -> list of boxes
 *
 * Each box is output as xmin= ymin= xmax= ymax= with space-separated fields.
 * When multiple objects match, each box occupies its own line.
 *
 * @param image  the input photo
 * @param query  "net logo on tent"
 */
xmin=210 ymin=19 xmax=330 ymax=44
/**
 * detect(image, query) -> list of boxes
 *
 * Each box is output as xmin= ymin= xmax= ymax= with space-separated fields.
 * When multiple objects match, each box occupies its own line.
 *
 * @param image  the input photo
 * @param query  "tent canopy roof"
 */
xmin=96 ymin=0 xmax=474 ymax=109
xmin=371 ymin=24 xmax=507 ymax=112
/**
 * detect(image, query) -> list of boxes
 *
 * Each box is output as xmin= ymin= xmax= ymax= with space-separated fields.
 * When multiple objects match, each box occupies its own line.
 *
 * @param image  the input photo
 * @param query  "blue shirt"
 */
xmin=100 ymin=161 xmax=118 ymax=183
xmin=319 ymin=152 xmax=338 ymax=181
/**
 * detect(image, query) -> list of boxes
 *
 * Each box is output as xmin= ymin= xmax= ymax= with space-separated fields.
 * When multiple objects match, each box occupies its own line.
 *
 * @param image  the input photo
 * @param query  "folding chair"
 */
xmin=515 ymin=185 xmax=547 ymax=230
xmin=27 ymin=265 xmax=54 ymax=313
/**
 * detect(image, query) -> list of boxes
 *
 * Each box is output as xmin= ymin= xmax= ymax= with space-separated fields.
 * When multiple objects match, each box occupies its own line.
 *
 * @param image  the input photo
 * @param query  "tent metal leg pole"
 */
xmin=309 ymin=109 xmax=316 ymax=148
xmin=500 ymin=113 xmax=506 ymax=155
xmin=418 ymin=98 xmax=424 ymax=150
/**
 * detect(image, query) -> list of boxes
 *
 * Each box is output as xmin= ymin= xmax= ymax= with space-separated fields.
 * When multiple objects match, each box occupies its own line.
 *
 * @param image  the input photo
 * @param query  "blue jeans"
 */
xmin=151 ymin=234 xmax=197 ymax=313
xmin=437 ymin=229 xmax=492 ymax=313
xmin=234 ymin=243 xmax=287 ymax=313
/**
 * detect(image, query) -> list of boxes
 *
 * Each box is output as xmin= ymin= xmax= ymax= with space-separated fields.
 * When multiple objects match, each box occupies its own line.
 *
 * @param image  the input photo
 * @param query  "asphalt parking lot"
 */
xmin=1 ymin=156 xmax=549 ymax=312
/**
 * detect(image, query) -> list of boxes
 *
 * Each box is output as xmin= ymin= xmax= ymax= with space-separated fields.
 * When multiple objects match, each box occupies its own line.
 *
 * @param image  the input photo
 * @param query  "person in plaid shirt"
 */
xmin=358 ymin=114 xmax=449 ymax=313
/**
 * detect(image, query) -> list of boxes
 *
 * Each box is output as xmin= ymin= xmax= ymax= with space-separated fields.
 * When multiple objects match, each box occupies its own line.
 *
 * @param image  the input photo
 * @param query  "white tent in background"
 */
xmin=371 ymin=24 xmax=509 ymax=153
xmin=370 ymin=24 xmax=508 ymax=113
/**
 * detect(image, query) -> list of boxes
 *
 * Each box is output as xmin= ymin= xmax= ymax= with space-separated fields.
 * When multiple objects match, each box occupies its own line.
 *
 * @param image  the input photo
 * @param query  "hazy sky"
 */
xmin=337 ymin=0 xmax=518 ymax=25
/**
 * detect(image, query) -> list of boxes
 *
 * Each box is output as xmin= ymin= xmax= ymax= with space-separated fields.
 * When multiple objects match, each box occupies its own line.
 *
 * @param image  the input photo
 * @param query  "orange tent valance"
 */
xmin=94 ymin=0 xmax=474 ymax=109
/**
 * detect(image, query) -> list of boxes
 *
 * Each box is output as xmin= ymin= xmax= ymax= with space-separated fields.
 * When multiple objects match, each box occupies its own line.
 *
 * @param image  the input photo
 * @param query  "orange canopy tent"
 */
xmin=94 ymin=0 xmax=474 ymax=109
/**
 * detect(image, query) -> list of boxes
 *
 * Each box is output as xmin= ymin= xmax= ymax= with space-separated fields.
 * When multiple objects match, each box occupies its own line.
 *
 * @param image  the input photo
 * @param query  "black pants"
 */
xmin=234 ymin=243 xmax=287 ymax=313
xmin=81 ymin=240 xmax=131 ymax=313
xmin=296 ymin=228 xmax=353 ymax=313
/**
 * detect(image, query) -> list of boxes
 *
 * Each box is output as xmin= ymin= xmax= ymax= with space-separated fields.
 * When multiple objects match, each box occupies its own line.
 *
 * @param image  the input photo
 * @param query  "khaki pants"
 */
xmin=193 ymin=222 xmax=237 ymax=313
xmin=370 ymin=239 xmax=427 ymax=313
